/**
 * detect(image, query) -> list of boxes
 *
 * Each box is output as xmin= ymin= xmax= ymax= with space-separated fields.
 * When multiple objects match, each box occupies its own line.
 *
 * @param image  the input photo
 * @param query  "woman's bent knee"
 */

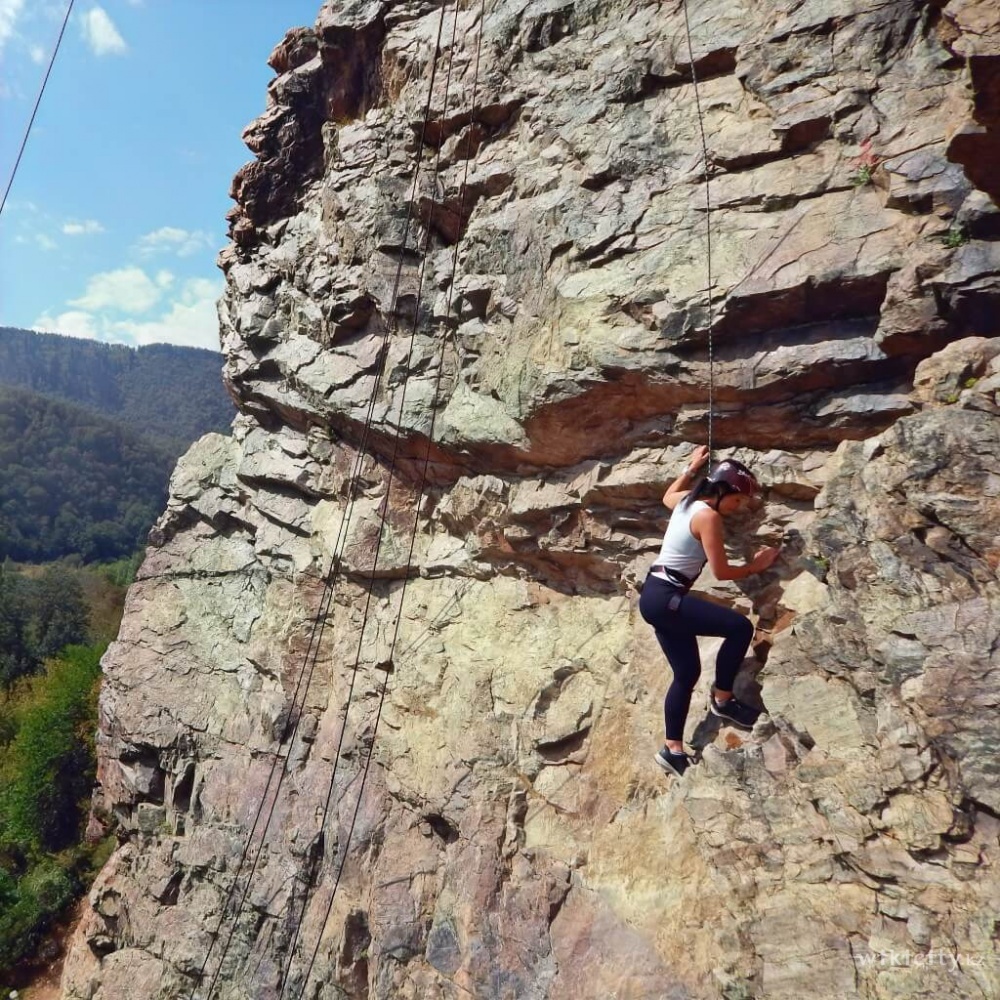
xmin=734 ymin=614 xmax=754 ymax=643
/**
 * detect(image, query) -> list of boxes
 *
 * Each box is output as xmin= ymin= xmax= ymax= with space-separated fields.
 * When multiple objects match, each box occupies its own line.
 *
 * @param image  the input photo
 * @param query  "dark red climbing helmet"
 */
xmin=706 ymin=458 xmax=761 ymax=497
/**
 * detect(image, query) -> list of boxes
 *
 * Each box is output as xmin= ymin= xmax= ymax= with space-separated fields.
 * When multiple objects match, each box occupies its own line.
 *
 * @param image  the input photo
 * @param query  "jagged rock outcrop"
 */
xmin=63 ymin=1 xmax=1000 ymax=998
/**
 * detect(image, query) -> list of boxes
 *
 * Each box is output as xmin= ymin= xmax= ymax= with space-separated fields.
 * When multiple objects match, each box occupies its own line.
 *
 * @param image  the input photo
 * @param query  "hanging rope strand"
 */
xmin=0 ymin=0 xmax=75 ymax=219
xmin=295 ymin=4 xmax=488 ymax=992
xmin=292 ymin=0 xmax=486 ymax=990
xmin=274 ymin=6 xmax=461 ymax=996
xmin=681 ymin=0 xmax=716 ymax=459
xmin=197 ymin=503 xmax=354 ymax=997
xmin=194 ymin=9 xmax=452 ymax=998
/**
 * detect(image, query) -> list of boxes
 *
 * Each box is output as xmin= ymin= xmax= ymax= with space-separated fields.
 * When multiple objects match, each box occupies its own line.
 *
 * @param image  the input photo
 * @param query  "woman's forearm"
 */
xmin=662 ymin=446 xmax=710 ymax=506
xmin=711 ymin=560 xmax=755 ymax=581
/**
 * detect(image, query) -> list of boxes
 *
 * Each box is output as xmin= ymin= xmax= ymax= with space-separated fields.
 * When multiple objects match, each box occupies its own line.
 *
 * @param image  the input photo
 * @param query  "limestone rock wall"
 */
xmin=63 ymin=2 xmax=1000 ymax=999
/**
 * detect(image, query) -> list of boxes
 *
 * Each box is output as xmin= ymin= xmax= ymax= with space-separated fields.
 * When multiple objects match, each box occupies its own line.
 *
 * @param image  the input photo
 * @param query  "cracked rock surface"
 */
xmin=63 ymin=1 xmax=1000 ymax=998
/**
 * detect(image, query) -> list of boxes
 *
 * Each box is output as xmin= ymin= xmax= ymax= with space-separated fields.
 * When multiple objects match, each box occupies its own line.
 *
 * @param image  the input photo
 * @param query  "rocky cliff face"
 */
xmin=63 ymin=1 xmax=1000 ymax=998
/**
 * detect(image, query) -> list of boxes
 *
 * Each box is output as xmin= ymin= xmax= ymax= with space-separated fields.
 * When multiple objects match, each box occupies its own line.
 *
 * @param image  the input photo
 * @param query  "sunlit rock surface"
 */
xmin=64 ymin=1 xmax=1000 ymax=998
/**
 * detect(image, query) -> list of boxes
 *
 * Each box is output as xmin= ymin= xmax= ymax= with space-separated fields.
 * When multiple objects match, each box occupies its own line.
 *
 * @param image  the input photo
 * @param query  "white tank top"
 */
xmin=652 ymin=500 xmax=709 ymax=582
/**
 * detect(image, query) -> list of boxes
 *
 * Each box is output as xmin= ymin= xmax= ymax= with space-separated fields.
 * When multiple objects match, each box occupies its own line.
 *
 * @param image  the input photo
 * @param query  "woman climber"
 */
xmin=639 ymin=446 xmax=780 ymax=778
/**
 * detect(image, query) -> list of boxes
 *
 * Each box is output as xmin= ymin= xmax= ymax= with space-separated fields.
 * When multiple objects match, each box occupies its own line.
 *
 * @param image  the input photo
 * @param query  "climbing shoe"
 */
xmin=654 ymin=746 xmax=692 ymax=778
xmin=709 ymin=695 xmax=759 ymax=730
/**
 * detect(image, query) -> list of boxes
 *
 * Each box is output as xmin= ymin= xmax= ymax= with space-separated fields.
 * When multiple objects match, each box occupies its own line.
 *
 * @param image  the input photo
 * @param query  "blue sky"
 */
xmin=0 ymin=0 xmax=321 ymax=351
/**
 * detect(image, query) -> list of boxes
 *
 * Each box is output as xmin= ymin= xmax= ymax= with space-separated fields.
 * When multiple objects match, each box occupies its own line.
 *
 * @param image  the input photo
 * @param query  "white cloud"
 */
xmin=0 ymin=0 xmax=25 ymax=56
xmin=35 ymin=233 xmax=58 ymax=251
xmin=80 ymin=5 xmax=126 ymax=56
xmin=70 ymin=266 xmax=162 ymax=313
xmin=137 ymin=226 xmax=214 ymax=258
xmin=110 ymin=278 xmax=222 ymax=350
xmin=33 ymin=276 xmax=222 ymax=351
xmin=32 ymin=310 xmax=99 ymax=340
xmin=29 ymin=43 xmax=43 ymax=63
xmin=155 ymin=269 xmax=174 ymax=289
xmin=181 ymin=277 xmax=218 ymax=305
xmin=62 ymin=219 xmax=105 ymax=235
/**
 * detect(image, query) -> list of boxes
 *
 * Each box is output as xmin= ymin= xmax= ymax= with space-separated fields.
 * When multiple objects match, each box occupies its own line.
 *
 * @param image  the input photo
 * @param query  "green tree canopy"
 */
xmin=0 ymin=326 xmax=233 ymax=455
xmin=0 ymin=643 xmax=106 ymax=975
xmin=0 ymin=387 xmax=173 ymax=563
xmin=0 ymin=562 xmax=91 ymax=687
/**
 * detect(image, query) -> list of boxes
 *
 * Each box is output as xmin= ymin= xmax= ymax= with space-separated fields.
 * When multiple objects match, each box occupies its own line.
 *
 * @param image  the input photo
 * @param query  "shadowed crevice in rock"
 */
xmin=535 ymin=727 xmax=590 ymax=762
xmin=711 ymin=272 xmax=892 ymax=341
xmin=942 ymin=0 xmax=1000 ymax=201
xmin=423 ymin=812 xmax=459 ymax=844
xmin=339 ymin=908 xmax=372 ymax=998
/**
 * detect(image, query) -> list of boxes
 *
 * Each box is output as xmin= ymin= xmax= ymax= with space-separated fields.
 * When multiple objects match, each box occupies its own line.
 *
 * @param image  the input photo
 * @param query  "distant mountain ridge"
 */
xmin=0 ymin=386 xmax=175 ymax=562
xmin=0 ymin=327 xmax=234 ymax=452
xmin=0 ymin=327 xmax=236 ymax=563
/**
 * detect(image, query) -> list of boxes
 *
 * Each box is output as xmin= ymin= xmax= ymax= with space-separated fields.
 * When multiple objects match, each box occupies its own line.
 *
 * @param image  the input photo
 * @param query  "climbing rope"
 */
xmin=0 ymin=0 xmax=75 ymax=219
xmin=274 ymin=2 xmax=488 ymax=995
xmin=271 ymin=5 xmax=470 ymax=997
xmin=193 ymin=7 xmax=452 ymax=998
xmin=290 ymin=2 xmax=488 ymax=995
xmin=202 ymin=1 xmax=712 ymax=993
xmin=680 ymin=0 xmax=716 ymax=458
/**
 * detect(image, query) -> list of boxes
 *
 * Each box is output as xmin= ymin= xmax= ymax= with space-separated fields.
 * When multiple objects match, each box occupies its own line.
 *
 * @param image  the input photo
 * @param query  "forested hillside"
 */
xmin=0 ymin=388 xmax=173 ymax=563
xmin=0 ymin=560 xmax=127 ymax=982
xmin=0 ymin=327 xmax=233 ymax=453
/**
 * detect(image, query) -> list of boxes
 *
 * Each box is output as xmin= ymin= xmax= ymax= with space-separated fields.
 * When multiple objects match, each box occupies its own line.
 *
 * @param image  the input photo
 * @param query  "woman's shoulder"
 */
xmin=689 ymin=501 xmax=720 ymax=531
xmin=664 ymin=489 xmax=690 ymax=511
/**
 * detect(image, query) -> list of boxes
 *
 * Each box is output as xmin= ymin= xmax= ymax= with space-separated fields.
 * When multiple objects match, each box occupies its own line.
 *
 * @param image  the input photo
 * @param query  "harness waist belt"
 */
xmin=649 ymin=564 xmax=695 ymax=591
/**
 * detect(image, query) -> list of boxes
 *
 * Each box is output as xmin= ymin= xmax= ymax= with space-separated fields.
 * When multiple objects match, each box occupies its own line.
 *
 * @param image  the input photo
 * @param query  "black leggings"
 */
xmin=638 ymin=574 xmax=755 ymax=741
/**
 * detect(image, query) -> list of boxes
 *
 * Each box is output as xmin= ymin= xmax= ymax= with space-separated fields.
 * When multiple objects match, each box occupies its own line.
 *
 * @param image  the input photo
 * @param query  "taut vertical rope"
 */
xmin=681 ymin=0 xmax=716 ymax=458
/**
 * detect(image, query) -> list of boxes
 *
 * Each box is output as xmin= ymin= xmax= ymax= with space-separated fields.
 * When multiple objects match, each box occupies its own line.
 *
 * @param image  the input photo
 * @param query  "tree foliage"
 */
xmin=0 ymin=387 xmax=174 ymax=563
xmin=0 ymin=328 xmax=235 ymax=566
xmin=0 ymin=325 xmax=233 ymax=455
xmin=0 ymin=860 xmax=75 ymax=971
xmin=0 ymin=645 xmax=103 ymax=853
xmin=0 ymin=643 xmax=105 ymax=975
xmin=0 ymin=563 xmax=90 ymax=687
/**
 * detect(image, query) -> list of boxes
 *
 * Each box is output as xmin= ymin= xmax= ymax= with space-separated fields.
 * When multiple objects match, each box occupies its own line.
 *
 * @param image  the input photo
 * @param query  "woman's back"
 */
xmin=654 ymin=499 xmax=709 ymax=581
